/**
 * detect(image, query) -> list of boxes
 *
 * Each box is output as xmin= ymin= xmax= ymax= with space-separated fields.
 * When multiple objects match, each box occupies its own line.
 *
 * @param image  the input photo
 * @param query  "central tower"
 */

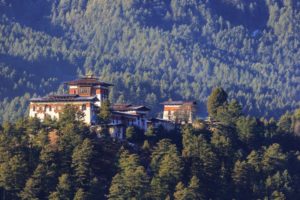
xmin=65 ymin=75 xmax=113 ymax=106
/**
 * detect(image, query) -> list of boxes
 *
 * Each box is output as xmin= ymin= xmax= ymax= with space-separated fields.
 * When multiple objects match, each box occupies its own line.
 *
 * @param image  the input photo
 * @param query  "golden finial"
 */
xmin=86 ymin=70 xmax=94 ymax=78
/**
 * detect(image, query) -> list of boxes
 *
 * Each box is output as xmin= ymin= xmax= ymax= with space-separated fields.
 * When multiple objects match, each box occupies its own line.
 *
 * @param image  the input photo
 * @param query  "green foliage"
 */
xmin=150 ymin=139 xmax=182 ymax=199
xmin=236 ymin=116 xmax=260 ymax=147
xmin=142 ymin=140 xmax=150 ymax=150
xmin=59 ymin=105 xmax=85 ymax=128
xmin=108 ymin=151 xmax=149 ymax=200
xmin=98 ymin=100 xmax=111 ymax=124
xmin=207 ymin=87 xmax=228 ymax=118
xmin=1 ymin=87 xmax=300 ymax=199
xmin=73 ymin=188 xmax=87 ymax=200
xmin=125 ymin=126 xmax=135 ymax=141
xmin=20 ymin=164 xmax=47 ymax=200
xmin=0 ymin=0 xmax=300 ymax=123
xmin=261 ymin=143 xmax=287 ymax=174
xmin=174 ymin=176 xmax=203 ymax=200
xmin=277 ymin=112 xmax=293 ymax=133
xmin=48 ymin=173 xmax=72 ymax=200
xmin=71 ymin=138 xmax=94 ymax=189
xmin=216 ymin=100 xmax=243 ymax=124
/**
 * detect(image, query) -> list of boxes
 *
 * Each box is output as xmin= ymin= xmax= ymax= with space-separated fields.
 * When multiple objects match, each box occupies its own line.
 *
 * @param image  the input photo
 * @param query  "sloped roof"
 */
xmin=30 ymin=94 xmax=99 ymax=102
xmin=65 ymin=77 xmax=113 ymax=87
xmin=161 ymin=100 xmax=197 ymax=105
xmin=112 ymin=104 xmax=150 ymax=111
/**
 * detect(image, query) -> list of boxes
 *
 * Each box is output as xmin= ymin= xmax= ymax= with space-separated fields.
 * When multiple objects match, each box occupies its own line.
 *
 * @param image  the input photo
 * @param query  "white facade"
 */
xmin=29 ymin=102 xmax=94 ymax=125
xmin=163 ymin=105 xmax=180 ymax=121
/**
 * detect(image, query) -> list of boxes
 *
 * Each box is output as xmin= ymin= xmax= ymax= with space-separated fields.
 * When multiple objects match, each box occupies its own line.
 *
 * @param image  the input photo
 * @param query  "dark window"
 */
xmin=49 ymin=106 xmax=52 ymax=111
xmin=82 ymin=104 xmax=86 ymax=111
xmin=79 ymin=87 xmax=91 ymax=95
xmin=33 ymin=106 xmax=35 ymax=111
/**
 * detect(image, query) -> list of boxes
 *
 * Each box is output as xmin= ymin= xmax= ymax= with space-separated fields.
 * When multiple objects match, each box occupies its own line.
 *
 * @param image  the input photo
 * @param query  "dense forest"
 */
xmin=0 ymin=0 xmax=299 ymax=122
xmin=0 ymin=88 xmax=300 ymax=199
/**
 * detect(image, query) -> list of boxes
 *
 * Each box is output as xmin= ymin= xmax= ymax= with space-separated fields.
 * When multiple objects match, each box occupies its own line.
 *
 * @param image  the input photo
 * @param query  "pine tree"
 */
xmin=71 ymin=139 xmax=94 ymax=189
xmin=236 ymin=116 xmax=260 ymax=147
xmin=277 ymin=112 xmax=293 ymax=133
xmin=187 ymin=176 xmax=203 ymax=199
xmin=20 ymin=164 xmax=46 ymax=200
xmin=207 ymin=87 xmax=228 ymax=118
xmin=73 ymin=188 xmax=87 ymax=200
xmin=0 ymin=154 xmax=28 ymax=192
xmin=98 ymin=100 xmax=111 ymax=124
xmin=216 ymin=100 xmax=242 ymax=124
xmin=38 ymin=145 xmax=59 ymax=195
xmin=265 ymin=170 xmax=293 ymax=199
xmin=48 ymin=174 xmax=72 ymax=200
xmin=150 ymin=139 xmax=182 ymax=199
xmin=174 ymin=182 xmax=187 ymax=200
xmin=125 ymin=126 xmax=135 ymax=141
xmin=58 ymin=122 xmax=83 ymax=171
xmin=232 ymin=160 xmax=251 ymax=198
xmin=145 ymin=125 xmax=155 ymax=137
xmin=142 ymin=140 xmax=150 ymax=150
xmin=108 ymin=151 xmax=149 ymax=199
xmin=262 ymin=143 xmax=287 ymax=174
xmin=59 ymin=105 xmax=85 ymax=128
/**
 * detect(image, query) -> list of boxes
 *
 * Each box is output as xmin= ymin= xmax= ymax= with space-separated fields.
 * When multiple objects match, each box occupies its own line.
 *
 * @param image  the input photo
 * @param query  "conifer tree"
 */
xmin=108 ymin=151 xmax=149 ymax=200
xmin=207 ymin=87 xmax=228 ymax=118
xmin=71 ymin=138 xmax=94 ymax=189
xmin=142 ymin=140 xmax=150 ymax=150
xmin=0 ymin=154 xmax=28 ymax=192
xmin=236 ymin=116 xmax=260 ymax=147
xmin=232 ymin=160 xmax=251 ymax=198
xmin=98 ymin=100 xmax=111 ymax=124
xmin=20 ymin=164 xmax=46 ymax=200
xmin=277 ymin=112 xmax=293 ymax=133
xmin=48 ymin=173 xmax=72 ymax=200
xmin=150 ymin=139 xmax=182 ymax=199
xmin=38 ymin=145 xmax=58 ymax=195
xmin=125 ymin=126 xmax=135 ymax=141
xmin=262 ymin=143 xmax=287 ymax=173
xmin=216 ymin=99 xmax=242 ymax=124
xmin=73 ymin=188 xmax=87 ymax=200
xmin=174 ymin=182 xmax=187 ymax=200
xmin=58 ymin=122 xmax=83 ymax=171
xmin=59 ymin=105 xmax=85 ymax=128
xmin=187 ymin=176 xmax=203 ymax=200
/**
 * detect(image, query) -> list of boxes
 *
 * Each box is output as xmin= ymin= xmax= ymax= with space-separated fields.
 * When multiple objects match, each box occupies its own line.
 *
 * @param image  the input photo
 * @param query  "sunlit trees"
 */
xmin=108 ymin=151 xmax=149 ymax=200
xmin=207 ymin=87 xmax=228 ymax=119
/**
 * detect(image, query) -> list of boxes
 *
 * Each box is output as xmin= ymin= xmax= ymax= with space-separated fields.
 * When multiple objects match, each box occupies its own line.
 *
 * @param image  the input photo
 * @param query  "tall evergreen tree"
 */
xmin=48 ymin=173 xmax=73 ymax=200
xmin=71 ymin=138 xmax=94 ymax=189
xmin=19 ymin=164 xmax=46 ymax=200
xmin=207 ymin=87 xmax=228 ymax=119
xmin=150 ymin=139 xmax=182 ymax=199
xmin=108 ymin=151 xmax=149 ymax=200
xmin=98 ymin=100 xmax=111 ymax=124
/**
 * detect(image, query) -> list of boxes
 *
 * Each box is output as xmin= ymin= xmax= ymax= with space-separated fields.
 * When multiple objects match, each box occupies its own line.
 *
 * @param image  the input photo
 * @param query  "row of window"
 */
xmin=32 ymin=104 xmax=87 ymax=112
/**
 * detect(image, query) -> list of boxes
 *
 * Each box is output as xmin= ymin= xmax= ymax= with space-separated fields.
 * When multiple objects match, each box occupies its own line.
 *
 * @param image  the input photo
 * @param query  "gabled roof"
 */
xmin=30 ymin=94 xmax=99 ymax=102
xmin=112 ymin=104 xmax=150 ymax=111
xmin=111 ymin=111 xmax=139 ymax=117
xmin=161 ymin=100 xmax=197 ymax=105
xmin=65 ymin=76 xmax=113 ymax=87
xmin=149 ymin=118 xmax=174 ymax=123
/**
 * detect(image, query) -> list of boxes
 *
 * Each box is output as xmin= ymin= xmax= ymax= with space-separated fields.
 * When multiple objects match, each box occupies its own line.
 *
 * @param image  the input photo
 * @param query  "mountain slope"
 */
xmin=0 ymin=0 xmax=299 ymax=122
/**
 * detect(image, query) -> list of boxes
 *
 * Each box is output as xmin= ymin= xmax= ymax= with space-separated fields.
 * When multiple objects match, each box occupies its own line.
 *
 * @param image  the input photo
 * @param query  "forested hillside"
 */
xmin=0 ymin=89 xmax=300 ymax=199
xmin=0 ymin=0 xmax=299 ymax=122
